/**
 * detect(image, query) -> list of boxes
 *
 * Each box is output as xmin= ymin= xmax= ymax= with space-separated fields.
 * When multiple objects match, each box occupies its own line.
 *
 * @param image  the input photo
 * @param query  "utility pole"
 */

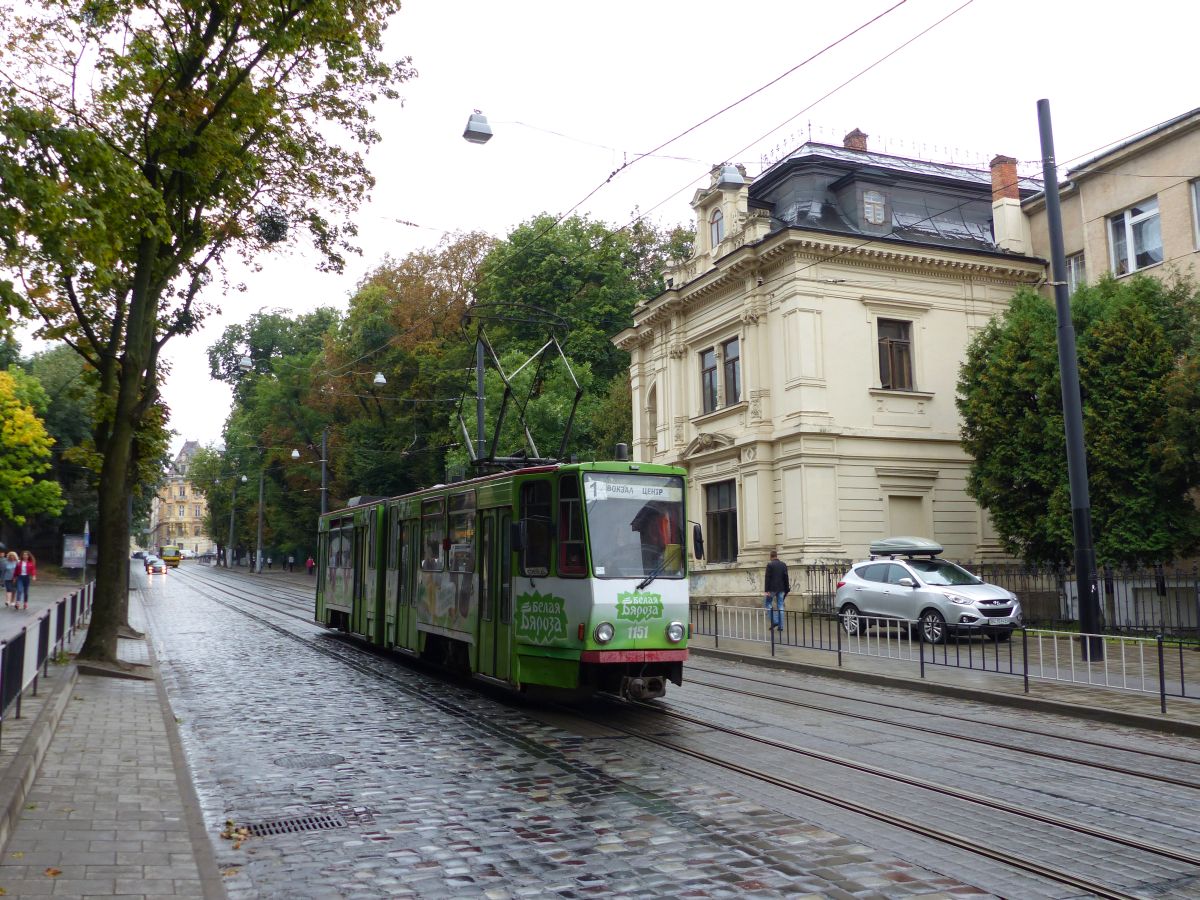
xmin=1037 ymin=99 xmax=1103 ymax=660
xmin=255 ymin=467 xmax=265 ymax=574
xmin=320 ymin=427 xmax=328 ymax=516
xmin=476 ymin=337 xmax=486 ymax=462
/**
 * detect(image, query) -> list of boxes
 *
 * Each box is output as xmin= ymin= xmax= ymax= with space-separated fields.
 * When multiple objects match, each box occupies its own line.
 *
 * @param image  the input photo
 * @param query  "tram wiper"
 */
xmin=636 ymin=556 xmax=669 ymax=592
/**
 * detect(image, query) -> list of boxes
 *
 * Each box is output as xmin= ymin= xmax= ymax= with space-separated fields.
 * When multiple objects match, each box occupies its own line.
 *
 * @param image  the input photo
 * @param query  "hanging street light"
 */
xmin=463 ymin=110 xmax=493 ymax=144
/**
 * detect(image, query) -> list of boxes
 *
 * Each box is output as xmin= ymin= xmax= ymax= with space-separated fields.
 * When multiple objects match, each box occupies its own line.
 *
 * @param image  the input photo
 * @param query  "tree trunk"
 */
xmin=77 ymin=422 xmax=134 ymax=662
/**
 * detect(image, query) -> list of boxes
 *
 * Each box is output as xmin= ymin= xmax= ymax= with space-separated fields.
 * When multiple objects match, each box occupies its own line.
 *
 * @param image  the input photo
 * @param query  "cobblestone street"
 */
xmin=121 ymin=568 xmax=1200 ymax=899
xmin=140 ymin=572 xmax=1016 ymax=899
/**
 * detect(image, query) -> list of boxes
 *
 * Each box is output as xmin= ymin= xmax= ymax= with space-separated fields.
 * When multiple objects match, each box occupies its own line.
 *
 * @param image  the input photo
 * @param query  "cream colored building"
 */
xmin=148 ymin=441 xmax=218 ymax=556
xmin=1024 ymin=107 xmax=1200 ymax=289
xmin=615 ymin=132 xmax=1045 ymax=605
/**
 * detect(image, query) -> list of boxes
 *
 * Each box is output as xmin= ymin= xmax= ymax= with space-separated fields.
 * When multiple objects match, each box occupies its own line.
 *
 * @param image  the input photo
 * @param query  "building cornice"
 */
xmin=631 ymin=227 xmax=1045 ymax=328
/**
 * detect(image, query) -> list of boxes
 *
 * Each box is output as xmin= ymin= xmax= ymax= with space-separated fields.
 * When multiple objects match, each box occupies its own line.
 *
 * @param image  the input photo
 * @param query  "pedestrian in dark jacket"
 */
xmin=764 ymin=549 xmax=790 ymax=632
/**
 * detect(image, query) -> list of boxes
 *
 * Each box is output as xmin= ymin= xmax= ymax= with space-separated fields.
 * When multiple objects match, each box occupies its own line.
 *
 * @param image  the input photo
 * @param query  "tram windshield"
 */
xmin=583 ymin=473 xmax=685 ymax=579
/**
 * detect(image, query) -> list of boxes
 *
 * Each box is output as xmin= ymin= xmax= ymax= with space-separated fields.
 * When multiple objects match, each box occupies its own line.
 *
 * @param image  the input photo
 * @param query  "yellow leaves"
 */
xmin=219 ymin=819 xmax=252 ymax=851
xmin=43 ymin=868 xmax=62 ymax=877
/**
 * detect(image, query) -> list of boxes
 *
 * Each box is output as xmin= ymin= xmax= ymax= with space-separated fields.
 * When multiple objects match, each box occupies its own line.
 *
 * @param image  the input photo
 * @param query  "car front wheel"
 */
xmin=919 ymin=609 xmax=947 ymax=644
xmin=840 ymin=603 xmax=864 ymax=636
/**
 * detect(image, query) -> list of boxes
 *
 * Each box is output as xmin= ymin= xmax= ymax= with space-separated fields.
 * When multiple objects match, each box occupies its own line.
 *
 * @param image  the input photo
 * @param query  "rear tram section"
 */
xmin=314 ymin=462 xmax=692 ymax=700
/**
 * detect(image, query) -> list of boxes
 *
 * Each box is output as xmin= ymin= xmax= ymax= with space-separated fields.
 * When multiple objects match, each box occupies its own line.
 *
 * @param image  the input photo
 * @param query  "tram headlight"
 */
xmin=666 ymin=621 xmax=685 ymax=643
xmin=594 ymin=622 xmax=615 ymax=644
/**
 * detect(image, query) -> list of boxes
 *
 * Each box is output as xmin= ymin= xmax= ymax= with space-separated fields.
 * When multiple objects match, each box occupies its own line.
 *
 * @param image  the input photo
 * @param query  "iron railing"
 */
xmin=689 ymin=602 xmax=1198 ymax=713
xmin=0 ymin=583 xmax=95 ymax=748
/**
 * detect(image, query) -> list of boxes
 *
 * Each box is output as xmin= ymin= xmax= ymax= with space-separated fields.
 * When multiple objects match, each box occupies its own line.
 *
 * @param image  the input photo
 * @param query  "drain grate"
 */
xmin=242 ymin=814 xmax=346 ymax=837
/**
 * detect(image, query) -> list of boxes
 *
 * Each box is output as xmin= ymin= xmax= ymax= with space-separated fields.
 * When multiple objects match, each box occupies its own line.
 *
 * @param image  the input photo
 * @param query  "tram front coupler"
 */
xmin=622 ymin=675 xmax=666 ymax=701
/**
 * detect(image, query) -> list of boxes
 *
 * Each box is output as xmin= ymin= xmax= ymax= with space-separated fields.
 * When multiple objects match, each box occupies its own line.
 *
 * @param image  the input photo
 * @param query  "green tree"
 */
xmin=0 ymin=369 xmax=66 ymax=530
xmin=957 ymin=276 xmax=1200 ymax=566
xmin=0 ymin=0 xmax=412 ymax=664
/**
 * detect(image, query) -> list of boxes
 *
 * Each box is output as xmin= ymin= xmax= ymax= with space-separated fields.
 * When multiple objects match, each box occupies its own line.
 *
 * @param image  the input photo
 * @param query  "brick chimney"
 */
xmin=843 ymin=128 xmax=868 ymax=151
xmin=988 ymin=153 xmax=1029 ymax=254
xmin=990 ymin=154 xmax=1019 ymax=202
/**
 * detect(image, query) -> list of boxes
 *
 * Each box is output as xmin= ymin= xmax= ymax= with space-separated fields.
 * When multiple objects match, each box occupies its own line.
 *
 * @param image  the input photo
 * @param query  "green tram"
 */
xmin=315 ymin=460 xmax=696 ymax=700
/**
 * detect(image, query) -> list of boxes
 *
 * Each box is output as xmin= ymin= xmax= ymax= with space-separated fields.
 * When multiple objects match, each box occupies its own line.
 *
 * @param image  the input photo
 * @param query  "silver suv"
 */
xmin=835 ymin=537 xmax=1022 ymax=643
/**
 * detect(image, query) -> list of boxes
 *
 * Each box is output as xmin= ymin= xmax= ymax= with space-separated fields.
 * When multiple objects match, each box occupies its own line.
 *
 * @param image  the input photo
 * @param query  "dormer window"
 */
xmin=864 ymin=190 xmax=886 ymax=226
xmin=709 ymin=208 xmax=725 ymax=248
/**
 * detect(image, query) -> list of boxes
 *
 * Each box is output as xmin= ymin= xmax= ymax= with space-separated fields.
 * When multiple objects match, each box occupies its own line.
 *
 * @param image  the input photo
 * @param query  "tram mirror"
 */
xmin=510 ymin=520 xmax=526 ymax=551
xmin=692 ymin=523 xmax=704 ymax=560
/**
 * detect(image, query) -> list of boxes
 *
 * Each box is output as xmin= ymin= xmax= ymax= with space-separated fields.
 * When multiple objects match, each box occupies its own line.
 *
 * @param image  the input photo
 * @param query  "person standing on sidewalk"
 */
xmin=2 ymin=551 xmax=18 ymax=608
xmin=763 ymin=549 xmax=790 ymax=632
xmin=306 ymin=555 xmax=315 ymax=576
xmin=15 ymin=550 xmax=36 ymax=610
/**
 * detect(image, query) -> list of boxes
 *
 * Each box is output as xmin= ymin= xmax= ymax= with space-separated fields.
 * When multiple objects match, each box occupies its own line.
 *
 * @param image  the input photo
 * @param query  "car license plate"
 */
xmin=987 ymin=617 xmax=1008 ymax=625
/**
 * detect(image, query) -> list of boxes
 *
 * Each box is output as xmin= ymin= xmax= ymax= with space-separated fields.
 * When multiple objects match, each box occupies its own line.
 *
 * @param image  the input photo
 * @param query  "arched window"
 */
xmin=709 ymin=208 xmax=724 ymax=248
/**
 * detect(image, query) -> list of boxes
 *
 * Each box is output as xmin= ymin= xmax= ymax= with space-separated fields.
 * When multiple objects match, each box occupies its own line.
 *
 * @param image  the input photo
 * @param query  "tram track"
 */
xmin=590 ymin=700 xmax=1199 ymax=900
xmin=171 ymin=567 xmax=1200 ymax=899
xmin=679 ymin=670 xmax=1200 ymax=789
xmin=687 ymin=662 xmax=1200 ymax=767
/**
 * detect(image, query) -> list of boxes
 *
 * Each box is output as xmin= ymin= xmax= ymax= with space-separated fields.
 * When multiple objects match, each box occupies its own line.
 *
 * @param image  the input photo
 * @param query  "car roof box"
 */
xmin=869 ymin=536 xmax=943 ymax=558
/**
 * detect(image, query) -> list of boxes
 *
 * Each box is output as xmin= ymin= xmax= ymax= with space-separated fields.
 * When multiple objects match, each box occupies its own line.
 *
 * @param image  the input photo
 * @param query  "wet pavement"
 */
xmin=0 ymin=563 xmax=1196 ymax=898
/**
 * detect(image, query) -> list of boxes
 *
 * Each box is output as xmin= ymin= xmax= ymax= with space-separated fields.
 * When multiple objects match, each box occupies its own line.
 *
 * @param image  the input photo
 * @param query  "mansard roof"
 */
xmin=749 ymin=141 xmax=1041 ymax=255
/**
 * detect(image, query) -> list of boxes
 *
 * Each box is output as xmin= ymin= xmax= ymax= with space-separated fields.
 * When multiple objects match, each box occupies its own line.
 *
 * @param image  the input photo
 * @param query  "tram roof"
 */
xmin=319 ymin=459 xmax=687 ymax=521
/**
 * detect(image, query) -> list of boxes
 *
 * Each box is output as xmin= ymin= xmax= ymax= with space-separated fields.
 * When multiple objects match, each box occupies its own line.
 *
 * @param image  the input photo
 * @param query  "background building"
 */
xmin=1024 ymin=106 xmax=1200 ymax=291
xmin=148 ymin=440 xmax=217 ymax=557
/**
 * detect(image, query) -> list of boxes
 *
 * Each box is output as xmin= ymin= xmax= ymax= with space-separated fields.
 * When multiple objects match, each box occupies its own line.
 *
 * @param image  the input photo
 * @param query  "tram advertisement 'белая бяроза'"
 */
xmin=315 ymin=460 xmax=695 ymax=701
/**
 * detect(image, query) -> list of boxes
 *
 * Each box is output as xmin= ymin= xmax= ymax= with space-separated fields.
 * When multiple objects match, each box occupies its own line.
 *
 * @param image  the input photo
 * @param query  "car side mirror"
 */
xmin=692 ymin=523 xmax=704 ymax=560
xmin=898 ymin=577 xmax=915 ymax=587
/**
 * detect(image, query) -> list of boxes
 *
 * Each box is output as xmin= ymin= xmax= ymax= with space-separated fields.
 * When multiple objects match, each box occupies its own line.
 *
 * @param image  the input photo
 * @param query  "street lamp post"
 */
xmin=227 ymin=474 xmax=247 ymax=567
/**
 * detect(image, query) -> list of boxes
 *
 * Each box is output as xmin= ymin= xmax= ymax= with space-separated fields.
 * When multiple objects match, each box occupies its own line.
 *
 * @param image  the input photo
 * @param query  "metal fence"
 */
xmin=801 ymin=562 xmax=1200 ymax=637
xmin=689 ymin=602 xmax=1198 ymax=712
xmin=0 ymin=583 xmax=95 ymax=748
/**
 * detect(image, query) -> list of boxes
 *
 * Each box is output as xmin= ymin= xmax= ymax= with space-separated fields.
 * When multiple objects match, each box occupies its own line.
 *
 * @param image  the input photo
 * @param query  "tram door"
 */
xmin=393 ymin=520 xmax=413 ymax=650
xmin=352 ymin=520 xmax=368 ymax=636
xmin=477 ymin=510 xmax=513 ymax=680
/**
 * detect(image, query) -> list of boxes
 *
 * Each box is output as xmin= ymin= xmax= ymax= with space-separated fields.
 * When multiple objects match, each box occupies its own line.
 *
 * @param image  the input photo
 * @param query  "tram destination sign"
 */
xmin=585 ymin=477 xmax=682 ymax=503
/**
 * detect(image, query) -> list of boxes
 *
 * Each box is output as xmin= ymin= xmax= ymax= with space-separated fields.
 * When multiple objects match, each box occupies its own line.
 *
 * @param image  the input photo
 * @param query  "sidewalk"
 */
xmin=0 ymin=567 xmax=224 ymax=899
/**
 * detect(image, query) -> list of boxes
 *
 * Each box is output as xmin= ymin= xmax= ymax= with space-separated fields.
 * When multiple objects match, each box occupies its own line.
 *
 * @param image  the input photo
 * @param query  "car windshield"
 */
xmin=907 ymin=559 xmax=982 ymax=586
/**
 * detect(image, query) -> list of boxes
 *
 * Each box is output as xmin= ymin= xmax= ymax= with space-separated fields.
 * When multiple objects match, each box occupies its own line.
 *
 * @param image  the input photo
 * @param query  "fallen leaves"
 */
xmin=44 ymin=868 xmax=62 ymax=877
xmin=220 ymin=819 xmax=252 ymax=850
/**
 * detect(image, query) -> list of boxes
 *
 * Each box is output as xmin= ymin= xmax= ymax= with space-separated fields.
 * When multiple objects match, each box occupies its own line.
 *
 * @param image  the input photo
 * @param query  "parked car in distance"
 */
xmin=131 ymin=550 xmax=147 ymax=560
xmin=835 ymin=536 xmax=1022 ymax=644
xmin=145 ymin=556 xmax=168 ymax=575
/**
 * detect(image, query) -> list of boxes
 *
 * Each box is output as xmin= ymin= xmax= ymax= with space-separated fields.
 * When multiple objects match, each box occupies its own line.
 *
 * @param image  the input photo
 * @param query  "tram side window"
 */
xmin=520 ymin=480 xmax=552 ymax=576
xmin=448 ymin=492 xmax=475 ymax=573
xmin=558 ymin=476 xmax=585 ymax=577
xmin=366 ymin=515 xmax=376 ymax=568
xmin=421 ymin=498 xmax=445 ymax=571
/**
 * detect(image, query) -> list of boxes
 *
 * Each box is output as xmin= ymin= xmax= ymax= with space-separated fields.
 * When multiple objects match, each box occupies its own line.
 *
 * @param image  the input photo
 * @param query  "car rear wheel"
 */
xmin=919 ymin=609 xmax=947 ymax=644
xmin=839 ymin=603 xmax=864 ymax=636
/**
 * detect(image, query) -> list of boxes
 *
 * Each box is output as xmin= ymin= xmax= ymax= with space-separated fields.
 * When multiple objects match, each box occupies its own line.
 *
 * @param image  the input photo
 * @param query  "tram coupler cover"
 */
xmin=623 ymin=676 xmax=666 ymax=701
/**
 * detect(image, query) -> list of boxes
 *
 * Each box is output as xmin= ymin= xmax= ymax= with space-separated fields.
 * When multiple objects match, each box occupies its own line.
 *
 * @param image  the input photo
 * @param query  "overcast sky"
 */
xmin=158 ymin=0 xmax=1200 ymax=455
